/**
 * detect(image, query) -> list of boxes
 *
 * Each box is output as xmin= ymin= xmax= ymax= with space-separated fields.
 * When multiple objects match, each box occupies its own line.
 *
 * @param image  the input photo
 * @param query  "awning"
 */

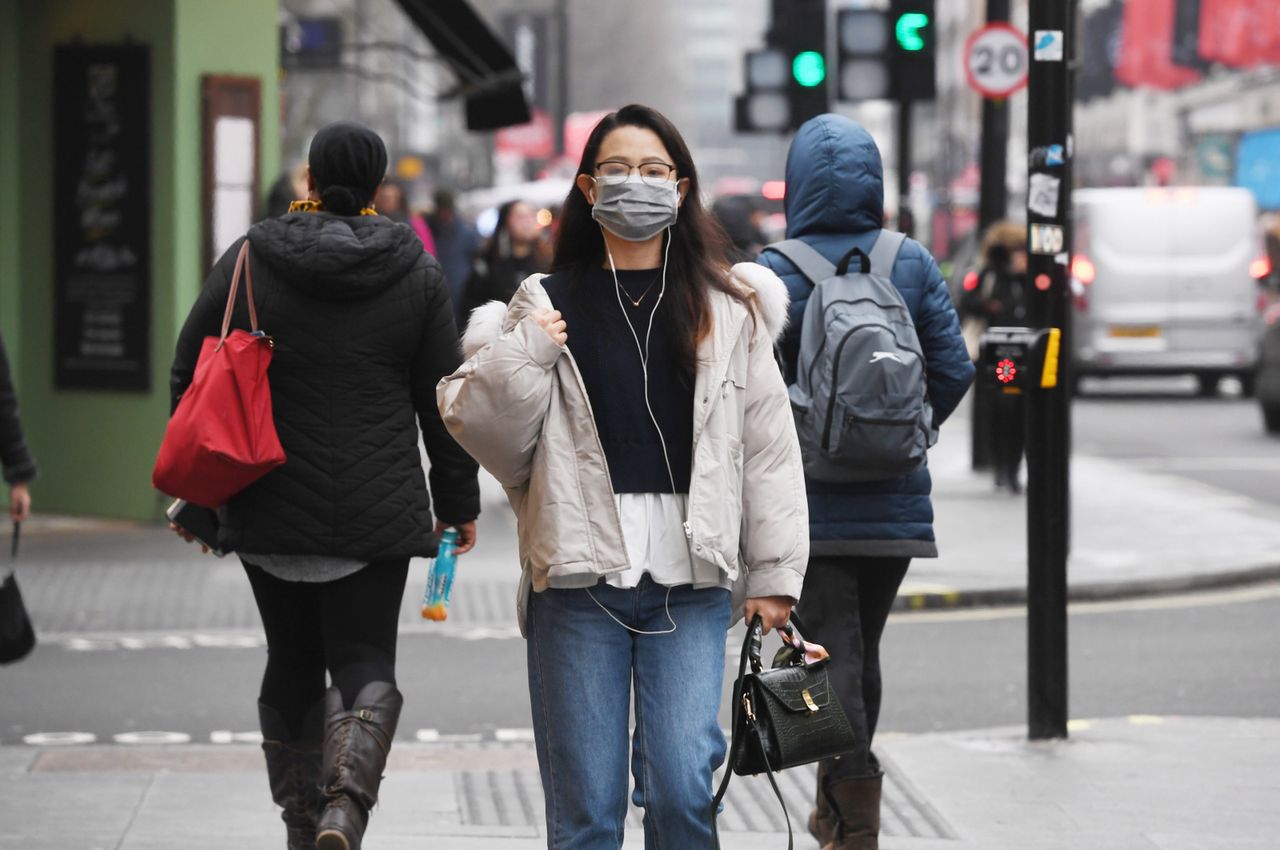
xmin=393 ymin=0 xmax=532 ymax=131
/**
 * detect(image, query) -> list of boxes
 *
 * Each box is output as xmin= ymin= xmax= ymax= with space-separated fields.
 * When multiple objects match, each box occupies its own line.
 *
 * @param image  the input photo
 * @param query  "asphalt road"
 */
xmin=1073 ymin=375 xmax=1280 ymax=506
xmin=5 ymin=582 xmax=1279 ymax=745
xmin=4 ymin=385 xmax=1280 ymax=745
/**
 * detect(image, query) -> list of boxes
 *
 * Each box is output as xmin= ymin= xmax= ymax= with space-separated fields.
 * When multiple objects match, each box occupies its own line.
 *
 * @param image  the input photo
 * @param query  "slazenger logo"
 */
xmin=869 ymin=351 xmax=904 ymax=364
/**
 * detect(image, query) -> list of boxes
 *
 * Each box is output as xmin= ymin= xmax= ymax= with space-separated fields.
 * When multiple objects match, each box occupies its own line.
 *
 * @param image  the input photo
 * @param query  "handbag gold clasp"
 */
xmin=802 ymin=688 xmax=819 ymax=713
xmin=741 ymin=694 xmax=756 ymax=722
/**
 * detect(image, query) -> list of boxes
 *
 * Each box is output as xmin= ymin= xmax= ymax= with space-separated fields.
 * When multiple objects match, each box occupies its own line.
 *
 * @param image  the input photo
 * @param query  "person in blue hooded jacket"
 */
xmin=756 ymin=114 xmax=974 ymax=850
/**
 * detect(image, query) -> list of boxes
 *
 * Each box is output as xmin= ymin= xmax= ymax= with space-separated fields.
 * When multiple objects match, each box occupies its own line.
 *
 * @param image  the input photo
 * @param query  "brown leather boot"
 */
xmin=259 ymin=700 xmax=324 ymax=850
xmin=809 ymin=760 xmax=838 ymax=846
xmin=316 ymin=682 xmax=403 ymax=850
xmin=820 ymin=771 xmax=882 ymax=850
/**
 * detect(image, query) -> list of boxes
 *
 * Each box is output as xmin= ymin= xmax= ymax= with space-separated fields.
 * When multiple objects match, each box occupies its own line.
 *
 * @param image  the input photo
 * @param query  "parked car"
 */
xmin=1070 ymin=187 xmax=1268 ymax=396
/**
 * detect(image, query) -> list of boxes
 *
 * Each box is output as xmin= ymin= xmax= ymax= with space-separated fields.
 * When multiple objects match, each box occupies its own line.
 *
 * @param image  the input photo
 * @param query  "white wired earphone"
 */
xmin=584 ymin=225 xmax=683 ymax=636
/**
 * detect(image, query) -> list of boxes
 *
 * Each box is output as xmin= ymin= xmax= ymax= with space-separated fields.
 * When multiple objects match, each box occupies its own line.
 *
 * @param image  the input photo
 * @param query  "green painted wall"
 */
xmin=13 ymin=0 xmax=278 ymax=520
xmin=0 ymin=4 xmax=20 ymax=371
xmin=173 ymin=0 xmax=281 ymax=325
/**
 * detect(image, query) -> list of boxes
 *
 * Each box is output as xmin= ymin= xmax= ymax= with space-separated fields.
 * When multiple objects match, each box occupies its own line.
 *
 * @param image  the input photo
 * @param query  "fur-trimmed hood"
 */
xmin=461 ymin=262 xmax=789 ymax=359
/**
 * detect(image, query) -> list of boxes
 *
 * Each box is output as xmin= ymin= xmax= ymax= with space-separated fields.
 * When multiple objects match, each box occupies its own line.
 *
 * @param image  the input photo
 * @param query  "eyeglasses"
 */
xmin=595 ymin=159 xmax=677 ymax=186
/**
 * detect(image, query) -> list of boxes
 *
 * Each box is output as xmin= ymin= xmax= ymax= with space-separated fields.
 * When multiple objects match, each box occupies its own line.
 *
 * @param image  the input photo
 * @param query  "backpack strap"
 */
xmin=763 ymin=238 xmax=836 ymax=286
xmin=868 ymin=229 xmax=907 ymax=277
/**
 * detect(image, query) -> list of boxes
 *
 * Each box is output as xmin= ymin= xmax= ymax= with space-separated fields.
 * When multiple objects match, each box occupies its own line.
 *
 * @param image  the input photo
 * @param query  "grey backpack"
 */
xmin=766 ymin=230 xmax=936 ymax=483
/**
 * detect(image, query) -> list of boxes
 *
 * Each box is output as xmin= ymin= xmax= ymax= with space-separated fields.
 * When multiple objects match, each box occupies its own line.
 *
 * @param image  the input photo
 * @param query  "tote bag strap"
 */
xmin=217 ymin=240 xmax=260 ymax=350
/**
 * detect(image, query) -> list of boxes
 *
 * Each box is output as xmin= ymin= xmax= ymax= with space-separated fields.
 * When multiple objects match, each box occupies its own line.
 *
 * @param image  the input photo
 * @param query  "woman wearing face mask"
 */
xmin=437 ymin=104 xmax=808 ymax=849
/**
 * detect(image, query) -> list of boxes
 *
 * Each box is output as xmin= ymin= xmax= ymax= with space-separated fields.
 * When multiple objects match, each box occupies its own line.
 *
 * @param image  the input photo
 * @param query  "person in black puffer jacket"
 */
xmin=0 ymin=332 xmax=37 ymax=522
xmin=169 ymin=122 xmax=479 ymax=850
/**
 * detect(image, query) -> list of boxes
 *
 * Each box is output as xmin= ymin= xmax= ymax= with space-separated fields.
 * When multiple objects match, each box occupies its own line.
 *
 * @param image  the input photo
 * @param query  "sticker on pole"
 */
xmin=1034 ymin=30 xmax=1064 ymax=62
xmin=1030 ymin=224 xmax=1065 ymax=255
xmin=964 ymin=23 xmax=1029 ymax=99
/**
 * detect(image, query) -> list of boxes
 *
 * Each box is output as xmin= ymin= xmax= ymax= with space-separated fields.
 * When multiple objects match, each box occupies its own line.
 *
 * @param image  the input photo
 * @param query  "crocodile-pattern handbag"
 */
xmin=712 ymin=613 xmax=858 ymax=849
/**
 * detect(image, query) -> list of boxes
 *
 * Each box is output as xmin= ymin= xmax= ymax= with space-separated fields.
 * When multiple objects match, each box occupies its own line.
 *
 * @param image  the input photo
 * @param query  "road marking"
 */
xmin=210 ymin=731 xmax=262 ymax=745
xmin=1120 ymin=456 xmax=1280 ymax=472
xmin=495 ymin=728 xmax=536 ymax=742
xmin=22 ymin=732 xmax=96 ymax=746
xmin=1127 ymin=715 xmax=1165 ymax=726
xmin=890 ymin=581 xmax=1280 ymax=624
xmin=113 ymin=731 xmax=192 ymax=745
xmin=48 ymin=627 xmax=524 ymax=651
xmin=53 ymin=632 xmax=267 ymax=652
xmin=415 ymin=729 xmax=440 ymax=743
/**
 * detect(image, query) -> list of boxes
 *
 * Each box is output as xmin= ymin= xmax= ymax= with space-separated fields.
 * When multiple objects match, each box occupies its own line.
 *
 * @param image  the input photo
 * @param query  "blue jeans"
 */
xmin=526 ymin=575 xmax=732 ymax=850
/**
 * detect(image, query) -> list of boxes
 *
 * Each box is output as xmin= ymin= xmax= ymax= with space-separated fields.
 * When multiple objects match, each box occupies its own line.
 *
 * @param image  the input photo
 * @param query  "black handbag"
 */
xmin=0 ymin=522 xmax=34 ymax=664
xmin=711 ymin=613 xmax=858 ymax=849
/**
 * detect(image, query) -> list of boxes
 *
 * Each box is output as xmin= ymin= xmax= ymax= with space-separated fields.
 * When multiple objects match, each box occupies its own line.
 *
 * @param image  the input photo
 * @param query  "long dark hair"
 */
xmin=551 ymin=104 xmax=747 ymax=374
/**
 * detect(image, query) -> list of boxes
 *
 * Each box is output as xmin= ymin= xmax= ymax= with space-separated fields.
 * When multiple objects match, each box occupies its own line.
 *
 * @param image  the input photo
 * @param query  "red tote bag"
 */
xmin=153 ymin=241 xmax=286 ymax=508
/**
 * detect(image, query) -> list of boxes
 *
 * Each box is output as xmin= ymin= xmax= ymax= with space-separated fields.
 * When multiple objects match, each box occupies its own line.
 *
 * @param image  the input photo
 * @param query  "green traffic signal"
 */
xmin=792 ymin=50 xmax=826 ymax=87
xmin=895 ymin=12 xmax=929 ymax=52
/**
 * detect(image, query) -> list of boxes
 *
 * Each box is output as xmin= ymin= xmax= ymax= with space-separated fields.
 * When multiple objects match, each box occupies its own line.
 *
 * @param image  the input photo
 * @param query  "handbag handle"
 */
xmin=216 ymin=240 xmax=260 ymax=350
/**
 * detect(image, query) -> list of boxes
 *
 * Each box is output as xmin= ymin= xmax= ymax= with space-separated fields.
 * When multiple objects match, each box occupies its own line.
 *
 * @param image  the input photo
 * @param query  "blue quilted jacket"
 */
xmin=756 ymin=114 xmax=974 ymax=557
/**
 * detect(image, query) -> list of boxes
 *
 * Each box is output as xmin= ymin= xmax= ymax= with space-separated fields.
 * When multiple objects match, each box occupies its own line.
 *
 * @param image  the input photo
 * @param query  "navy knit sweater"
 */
xmin=542 ymin=267 xmax=694 ymax=494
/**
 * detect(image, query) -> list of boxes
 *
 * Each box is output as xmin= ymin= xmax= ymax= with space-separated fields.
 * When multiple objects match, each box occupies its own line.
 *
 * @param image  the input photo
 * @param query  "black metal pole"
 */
xmin=555 ymin=0 xmax=569 ymax=158
xmin=1025 ymin=0 xmax=1075 ymax=742
xmin=897 ymin=99 xmax=913 ymax=235
xmin=971 ymin=0 xmax=1012 ymax=472
xmin=978 ymin=0 xmax=1011 ymax=231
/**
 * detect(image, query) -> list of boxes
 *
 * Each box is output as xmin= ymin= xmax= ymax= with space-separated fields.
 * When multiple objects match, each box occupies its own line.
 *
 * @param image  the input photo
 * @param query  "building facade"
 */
xmin=0 ymin=0 xmax=280 ymax=520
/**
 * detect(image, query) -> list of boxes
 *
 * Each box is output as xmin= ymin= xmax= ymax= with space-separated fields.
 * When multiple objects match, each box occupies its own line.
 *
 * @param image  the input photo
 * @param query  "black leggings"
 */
xmin=796 ymin=556 xmax=910 ymax=780
xmin=243 ymin=559 xmax=409 ymax=739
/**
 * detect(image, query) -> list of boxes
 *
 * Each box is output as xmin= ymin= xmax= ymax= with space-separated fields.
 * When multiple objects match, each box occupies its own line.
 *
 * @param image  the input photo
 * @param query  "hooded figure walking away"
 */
xmin=169 ymin=122 xmax=480 ymax=850
xmin=439 ymin=104 xmax=808 ymax=850
xmin=757 ymin=114 xmax=974 ymax=850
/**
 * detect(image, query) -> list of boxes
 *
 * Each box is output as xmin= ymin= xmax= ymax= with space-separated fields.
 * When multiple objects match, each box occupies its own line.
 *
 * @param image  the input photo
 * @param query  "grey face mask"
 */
xmin=590 ymin=176 xmax=679 ymax=242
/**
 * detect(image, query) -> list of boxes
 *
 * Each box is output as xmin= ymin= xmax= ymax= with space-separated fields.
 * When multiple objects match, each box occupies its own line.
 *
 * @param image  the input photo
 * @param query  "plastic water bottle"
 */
xmin=421 ymin=529 xmax=459 ymax=621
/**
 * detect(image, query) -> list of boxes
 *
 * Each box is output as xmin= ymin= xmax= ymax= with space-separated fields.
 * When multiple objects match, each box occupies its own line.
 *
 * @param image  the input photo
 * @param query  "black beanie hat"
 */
xmin=307 ymin=121 xmax=388 ymax=216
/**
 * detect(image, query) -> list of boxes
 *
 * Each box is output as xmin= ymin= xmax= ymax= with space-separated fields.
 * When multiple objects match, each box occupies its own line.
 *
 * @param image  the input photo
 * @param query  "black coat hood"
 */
xmin=247 ymin=212 xmax=426 ymax=301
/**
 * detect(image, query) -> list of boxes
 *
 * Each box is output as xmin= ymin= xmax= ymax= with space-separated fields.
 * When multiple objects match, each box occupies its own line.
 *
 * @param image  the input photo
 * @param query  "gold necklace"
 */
xmin=618 ymin=271 xmax=661 ymax=307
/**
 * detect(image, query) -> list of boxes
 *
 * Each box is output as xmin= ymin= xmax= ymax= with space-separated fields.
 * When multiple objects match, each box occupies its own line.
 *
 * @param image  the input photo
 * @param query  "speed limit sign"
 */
xmin=964 ymin=23 xmax=1029 ymax=99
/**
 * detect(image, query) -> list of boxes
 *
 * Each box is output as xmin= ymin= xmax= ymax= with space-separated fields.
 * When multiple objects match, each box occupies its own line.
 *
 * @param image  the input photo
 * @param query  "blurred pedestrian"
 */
xmin=757 ymin=114 xmax=974 ymax=850
xmin=438 ymin=103 xmax=808 ymax=850
xmin=461 ymin=199 xmax=551 ymax=318
xmin=959 ymin=221 xmax=1029 ymax=493
xmin=375 ymin=177 xmax=438 ymax=256
xmin=711 ymin=194 xmax=766 ymax=263
xmin=426 ymin=188 xmax=482 ymax=329
xmin=169 ymin=121 xmax=480 ymax=850
xmin=0 ymin=333 xmax=36 ymax=523
xmin=263 ymin=161 xmax=309 ymax=220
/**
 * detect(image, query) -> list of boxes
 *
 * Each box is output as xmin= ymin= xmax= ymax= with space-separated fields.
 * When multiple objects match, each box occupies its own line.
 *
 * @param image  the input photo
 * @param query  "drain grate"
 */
xmin=457 ymin=758 xmax=956 ymax=839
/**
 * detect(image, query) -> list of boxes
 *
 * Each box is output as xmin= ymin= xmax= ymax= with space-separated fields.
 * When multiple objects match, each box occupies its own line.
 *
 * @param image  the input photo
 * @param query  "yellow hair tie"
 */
xmin=287 ymin=198 xmax=378 ymax=216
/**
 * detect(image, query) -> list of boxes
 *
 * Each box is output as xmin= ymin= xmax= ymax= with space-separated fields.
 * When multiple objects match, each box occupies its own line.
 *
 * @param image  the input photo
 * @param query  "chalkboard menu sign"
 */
xmin=53 ymin=45 xmax=151 ymax=391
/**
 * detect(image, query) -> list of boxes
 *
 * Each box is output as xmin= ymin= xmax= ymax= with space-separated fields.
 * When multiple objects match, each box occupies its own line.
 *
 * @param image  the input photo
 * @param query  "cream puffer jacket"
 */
xmin=436 ymin=264 xmax=808 ymax=632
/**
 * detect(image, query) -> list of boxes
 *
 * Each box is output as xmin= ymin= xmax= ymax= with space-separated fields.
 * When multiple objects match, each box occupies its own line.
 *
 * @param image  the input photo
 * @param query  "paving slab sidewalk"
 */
xmin=2 ymin=716 xmax=1275 ymax=849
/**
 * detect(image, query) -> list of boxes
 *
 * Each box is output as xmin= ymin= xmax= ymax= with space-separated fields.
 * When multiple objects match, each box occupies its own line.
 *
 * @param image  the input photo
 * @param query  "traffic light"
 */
xmin=980 ymin=327 xmax=1061 ymax=392
xmin=735 ymin=48 xmax=791 ymax=133
xmin=888 ymin=0 xmax=936 ymax=101
xmin=735 ymin=0 xmax=829 ymax=132
xmin=778 ymin=0 xmax=828 ymax=129
xmin=836 ymin=8 xmax=890 ymax=101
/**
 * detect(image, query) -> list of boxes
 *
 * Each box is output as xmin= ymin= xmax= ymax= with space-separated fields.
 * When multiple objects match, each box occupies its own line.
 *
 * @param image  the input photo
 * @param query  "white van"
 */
xmin=1070 ymin=187 xmax=1266 ymax=394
